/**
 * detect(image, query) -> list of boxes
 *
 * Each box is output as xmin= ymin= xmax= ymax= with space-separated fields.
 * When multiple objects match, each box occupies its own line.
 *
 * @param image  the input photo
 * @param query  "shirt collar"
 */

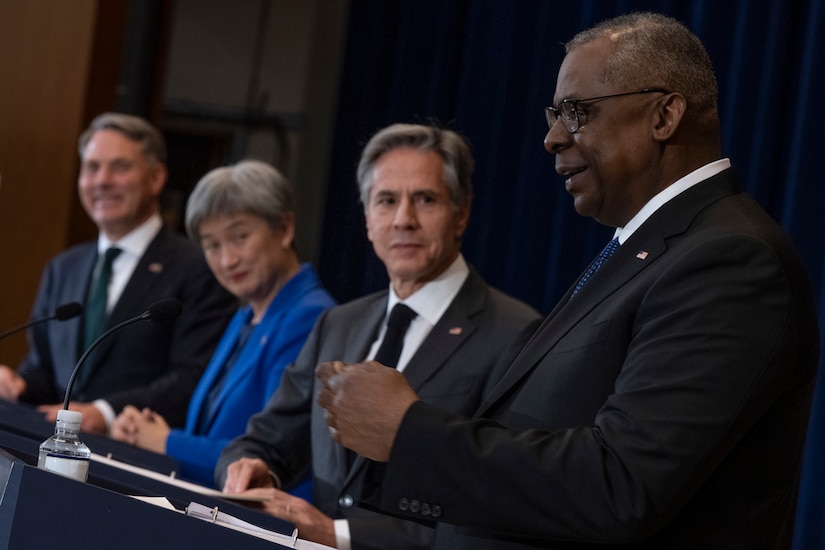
xmin=98 ymin=213 xmax=163 ymax=257
xmin=615 ymin=158 xmax=731 ymax=243
xmin=387 ymin=254 xmax=470 ymax=326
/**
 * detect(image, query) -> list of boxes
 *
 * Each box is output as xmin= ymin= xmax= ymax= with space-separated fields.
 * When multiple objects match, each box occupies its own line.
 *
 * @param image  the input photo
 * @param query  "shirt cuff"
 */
xmin=93 ymin=399 xmax=116 ymax=432
xmin=333 ymin=518 xmax=351 ymax=550
xmin=268 ymin=469 xmax=282 ymax=489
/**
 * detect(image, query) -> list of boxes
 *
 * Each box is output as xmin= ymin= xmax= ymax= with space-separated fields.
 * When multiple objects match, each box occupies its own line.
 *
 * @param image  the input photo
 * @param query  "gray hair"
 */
xmin=567 ymin=12 xmax=719 ymax=132
xmin=356 ymin=124 xmax=474 ymax=211
xmin=78 ymin=112 xmax=167 ymax=164
xmin=185 ymin=159 xmax=294 ymax=241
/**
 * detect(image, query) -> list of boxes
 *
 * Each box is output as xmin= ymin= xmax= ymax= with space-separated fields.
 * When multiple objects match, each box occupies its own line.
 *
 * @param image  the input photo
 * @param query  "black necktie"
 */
xmin=347 ymin=303 xmax=417 ymax=469
xmin=373 ymin=303 xmax=417 ymax=369
xmin=83 ymin=247 xmax=122 ymax=350
xmin=572 ymin=238 xmax=619 ymax=297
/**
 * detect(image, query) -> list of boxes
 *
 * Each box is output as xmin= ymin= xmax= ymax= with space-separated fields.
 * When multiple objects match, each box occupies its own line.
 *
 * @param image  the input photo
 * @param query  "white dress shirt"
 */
xmin=334 ymin=254 xmax=470 ymax=549
xmin=92 ymin=213 xmax=163 ymax=428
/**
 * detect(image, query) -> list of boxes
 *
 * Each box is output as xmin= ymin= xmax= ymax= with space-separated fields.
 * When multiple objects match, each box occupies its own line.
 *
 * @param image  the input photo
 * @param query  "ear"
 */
xmin=652 ymin=93 xmax=686 ymax=142
xmin=454 ymin=202 xmax=471 ymax=239
xmin=150 ymin=163 xmax=168 ymax=195
xmin=279 ymin=212 xmax=296 ymax=248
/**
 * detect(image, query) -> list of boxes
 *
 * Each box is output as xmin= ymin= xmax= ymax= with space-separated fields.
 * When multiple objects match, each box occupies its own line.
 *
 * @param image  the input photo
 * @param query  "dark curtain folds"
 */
xmin=317 ymin=1 xmax=825 ymax=547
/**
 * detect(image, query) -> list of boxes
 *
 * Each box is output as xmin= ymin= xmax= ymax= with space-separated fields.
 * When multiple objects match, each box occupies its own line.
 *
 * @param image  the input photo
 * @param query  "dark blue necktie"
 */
xmin=572 ymin=238 xmax=619 ymax=296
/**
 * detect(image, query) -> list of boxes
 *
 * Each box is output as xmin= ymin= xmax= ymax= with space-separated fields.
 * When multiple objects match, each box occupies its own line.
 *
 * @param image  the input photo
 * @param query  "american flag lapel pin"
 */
xmin=148 ymin=262 xmax=164 ymax=273
xmin=635 ymin=251 xmax=649 ymax=260
xmin=449 ymin=327 xmax=463 ymax=335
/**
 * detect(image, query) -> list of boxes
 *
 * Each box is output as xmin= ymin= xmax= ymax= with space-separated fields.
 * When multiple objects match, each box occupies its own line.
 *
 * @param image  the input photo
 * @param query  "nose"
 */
xmin=219 ymin=246 xmax=240 ymax=269
xmin=88 ymin=165 xmax=111 ymax=186
xmin=393 ymin=196 xmax=418 ymax=228
xmin=544 ymin=119 xmax=572 ymax=155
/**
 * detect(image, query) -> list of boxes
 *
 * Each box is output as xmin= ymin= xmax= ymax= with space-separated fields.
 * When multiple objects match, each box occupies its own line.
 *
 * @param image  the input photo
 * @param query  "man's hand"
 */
xmin=223 ymin=457 xmax=275 ymax=494
xmin=0 ymin=365 xmax=26 ymax=401
xmin=244 ymin=488 xmax=337 ymax=548
xmin=316 ymin=360 xmax=419 ymax=462
xmin=111 ymin=405 xmax=169 ymax=454
xmin=39 ymin=402 xmax=107 ymax=434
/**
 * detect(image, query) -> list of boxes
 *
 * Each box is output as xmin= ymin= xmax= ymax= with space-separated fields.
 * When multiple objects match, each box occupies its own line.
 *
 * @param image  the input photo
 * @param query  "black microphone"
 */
xmin=0 ymin=302 xmax=84 ymax=341
xmin=62 ymin=298 xmax=182 ymax=410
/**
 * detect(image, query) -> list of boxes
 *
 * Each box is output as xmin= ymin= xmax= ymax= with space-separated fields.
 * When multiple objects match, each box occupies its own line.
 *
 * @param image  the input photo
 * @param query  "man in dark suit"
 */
xmin=317 ymin=13 xmax=820 ymax=549
xmin=0 ymin=113 xmax=235 ymax=434
xmin=216 ymin=123 xmax=541 ymax=549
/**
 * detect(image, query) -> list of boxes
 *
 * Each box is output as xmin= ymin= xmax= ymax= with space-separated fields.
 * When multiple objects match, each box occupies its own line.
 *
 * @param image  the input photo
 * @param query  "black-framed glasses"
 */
xmin=544 ymin=88 xmax=670 ymax=134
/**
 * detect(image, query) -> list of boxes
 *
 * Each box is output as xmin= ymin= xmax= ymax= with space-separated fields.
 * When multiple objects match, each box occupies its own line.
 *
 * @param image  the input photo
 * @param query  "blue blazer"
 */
xmin=165 ymin=264 xmax=335 ymax=493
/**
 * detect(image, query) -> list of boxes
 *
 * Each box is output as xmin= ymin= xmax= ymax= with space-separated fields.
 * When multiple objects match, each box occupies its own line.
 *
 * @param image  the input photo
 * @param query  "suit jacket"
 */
xmin=216 ymin=268 xmax=542 ymax=550
xmin=19 ymin=227 xmax=237 ymax=427
xmin=166 ymin=264 xmax=335 ymax=489
xmin=380 ymin=169 xmax=820 ymax=549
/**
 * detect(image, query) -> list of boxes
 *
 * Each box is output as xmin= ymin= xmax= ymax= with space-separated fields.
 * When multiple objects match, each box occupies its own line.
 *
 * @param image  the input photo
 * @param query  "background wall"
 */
xmin=0 ymin=0 xmax=348 ymax=365
xmin=0 ymin=0 xmax=102 ymax=365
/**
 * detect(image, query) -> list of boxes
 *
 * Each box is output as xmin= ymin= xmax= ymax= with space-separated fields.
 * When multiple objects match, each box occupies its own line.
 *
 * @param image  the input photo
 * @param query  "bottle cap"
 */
xmin=56 ymin=409 xmax=83 ymax=426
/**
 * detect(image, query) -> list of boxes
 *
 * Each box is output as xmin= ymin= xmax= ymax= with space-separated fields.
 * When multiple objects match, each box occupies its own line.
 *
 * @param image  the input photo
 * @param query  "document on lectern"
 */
xmin=90 ymin=453 xmax=267 ymax=502
xmin=185 ymin=502 xmax=334 ymax=549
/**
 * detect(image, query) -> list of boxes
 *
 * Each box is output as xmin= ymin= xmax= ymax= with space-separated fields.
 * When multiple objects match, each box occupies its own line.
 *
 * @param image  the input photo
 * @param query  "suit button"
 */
xmin=431 ymin=505 xmax=442 ymax=518
xmin=399 ymin=498 xmax=409 ymax=511
xmin=410 ymin=500 xmax=420 ymax=513
xmin=338 ymin=495 xmax=354 ymax=508
xmin=421 ymin=503 xmax=431 ymax=516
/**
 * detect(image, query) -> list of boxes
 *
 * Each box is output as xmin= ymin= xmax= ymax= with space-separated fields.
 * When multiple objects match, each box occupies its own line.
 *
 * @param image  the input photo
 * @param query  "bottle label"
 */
xmin=42 ymin=455 xmax=89 ymax=482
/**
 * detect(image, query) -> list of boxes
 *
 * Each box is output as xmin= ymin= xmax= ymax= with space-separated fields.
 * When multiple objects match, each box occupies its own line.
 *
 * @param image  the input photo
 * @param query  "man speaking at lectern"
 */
xmin=0 ymin=113 xmax=235 ymax=434
xmin=317 ymin=13 xmax=819 ymax=549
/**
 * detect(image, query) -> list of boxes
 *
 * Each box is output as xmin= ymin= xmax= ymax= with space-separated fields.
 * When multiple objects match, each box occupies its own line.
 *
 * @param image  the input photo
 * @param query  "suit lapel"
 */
xmin=108 ymin=230 xmax=170 ymax=322
xmin=402 ymin=271 xmax=485 ymax=391
xmin=338 ymin=295 xmax=389 ymax=485
xmin=344 ymin=272 xmax=486 ymax=485
xmin=185 ymin=311 xmax=246 ymax=433
xmin=345 ymin=296 xmax=388 ymax=363
xmin=82 ymin=230 xmax=170 ymax=383
xmin=55 ymin=247 xmax=97 ymax=370
xmin=477 ymin=170 xmax=742 ymax=417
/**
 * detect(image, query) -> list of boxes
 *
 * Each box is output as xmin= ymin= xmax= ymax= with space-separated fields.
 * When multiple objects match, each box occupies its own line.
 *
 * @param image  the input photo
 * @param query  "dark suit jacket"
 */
xmin=216 ymin=268 xmax=542 ymax=550
xmin=19 ymin=227 xmax=236 ymax=427
xmin=379 ymin=169 xmax=820 ymax=549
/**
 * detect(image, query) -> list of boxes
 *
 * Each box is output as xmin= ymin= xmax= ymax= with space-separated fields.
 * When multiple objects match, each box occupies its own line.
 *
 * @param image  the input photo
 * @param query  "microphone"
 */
xmin=62 ymin=298 xmax=182 ymax=410
xmin=0 ymin=302 xmax=84 ymax=341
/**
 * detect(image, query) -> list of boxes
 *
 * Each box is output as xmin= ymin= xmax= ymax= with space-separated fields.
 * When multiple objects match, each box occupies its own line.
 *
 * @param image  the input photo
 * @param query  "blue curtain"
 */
xmin=317 ymin=1 xmax=825 ymax=546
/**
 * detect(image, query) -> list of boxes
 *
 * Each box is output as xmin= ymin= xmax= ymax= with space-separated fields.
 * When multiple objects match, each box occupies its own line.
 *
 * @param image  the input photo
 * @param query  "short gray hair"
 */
xmin=185 ymin=159 xmax=294 ymax=241
xmin=78 ymin=112 xmax=167 ymax=164
xmin=567 ymin=12 xmax=719 ymax=132
xmin=356 ymin=124 xmax=474 ymax=211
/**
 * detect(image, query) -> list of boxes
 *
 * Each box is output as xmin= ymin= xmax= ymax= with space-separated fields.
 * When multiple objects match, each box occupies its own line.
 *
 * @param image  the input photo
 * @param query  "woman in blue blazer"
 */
xmin=111 ymin=160 xmax=335 ymax=498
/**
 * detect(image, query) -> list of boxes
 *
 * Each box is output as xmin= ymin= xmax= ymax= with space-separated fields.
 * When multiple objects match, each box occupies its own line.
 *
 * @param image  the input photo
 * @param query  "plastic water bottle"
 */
xmin=37 ymin=409 xmax=91 ymax=482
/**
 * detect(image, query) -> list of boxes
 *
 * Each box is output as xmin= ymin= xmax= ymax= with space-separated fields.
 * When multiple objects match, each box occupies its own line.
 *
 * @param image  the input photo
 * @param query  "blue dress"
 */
xmin=165 ymin=264 xmax=335 ymax=498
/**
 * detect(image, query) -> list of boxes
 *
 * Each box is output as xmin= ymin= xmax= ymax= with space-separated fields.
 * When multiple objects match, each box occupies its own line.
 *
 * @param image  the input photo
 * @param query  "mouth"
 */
xmin=557 ymin=165 xmax=587 ymax=179
xmin=229 ymin=272 xmax=247 ymax=283
xmin=92 ymin=194 xmax=121 ymax=206
xmin=556 ymin=165 xmax=587 ymax=191
xmin=390 ymin=242 xmax=423 ymax=252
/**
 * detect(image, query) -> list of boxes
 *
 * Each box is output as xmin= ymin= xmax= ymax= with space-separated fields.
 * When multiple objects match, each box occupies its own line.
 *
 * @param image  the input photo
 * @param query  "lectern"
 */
xmin=0 ymin=449 xmax=295 ymax=549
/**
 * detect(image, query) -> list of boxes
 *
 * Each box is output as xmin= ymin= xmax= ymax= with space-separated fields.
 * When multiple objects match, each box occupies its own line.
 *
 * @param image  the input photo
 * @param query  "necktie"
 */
xmin=571 ymin=238 xmax=619 ymax=297
xmin=346 ymin=303 xmax=417 ymax=468
xmin=83 ymin=247 xmax=122 ymax=350
xmin=373 ymin=303 xmax=417 ymax=368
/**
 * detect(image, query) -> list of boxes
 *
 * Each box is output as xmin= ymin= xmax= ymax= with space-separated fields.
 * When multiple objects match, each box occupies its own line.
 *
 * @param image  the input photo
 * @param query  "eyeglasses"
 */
xmin=544 ymin=88 xmax=670 ymax=134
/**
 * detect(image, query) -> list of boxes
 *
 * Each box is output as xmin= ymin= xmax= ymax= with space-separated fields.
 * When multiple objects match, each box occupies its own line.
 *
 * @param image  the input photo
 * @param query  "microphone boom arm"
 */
xmin=62 ymin=312 xmax=149 ymax=410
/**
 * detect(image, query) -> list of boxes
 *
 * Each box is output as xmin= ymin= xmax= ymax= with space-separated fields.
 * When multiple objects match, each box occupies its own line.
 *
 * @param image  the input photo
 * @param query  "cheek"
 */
xmin=205 ymin=256 xmax=223 ymax=278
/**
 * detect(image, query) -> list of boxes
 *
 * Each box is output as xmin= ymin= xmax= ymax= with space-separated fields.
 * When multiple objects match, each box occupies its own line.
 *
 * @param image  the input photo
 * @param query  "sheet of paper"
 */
xmin=186 ymin=502 xmax=334 ymax=549
xmin=129 ymin=495 xmax=179 ymax=511
xmin=90 ymin=452 xmax=269 ymax=502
